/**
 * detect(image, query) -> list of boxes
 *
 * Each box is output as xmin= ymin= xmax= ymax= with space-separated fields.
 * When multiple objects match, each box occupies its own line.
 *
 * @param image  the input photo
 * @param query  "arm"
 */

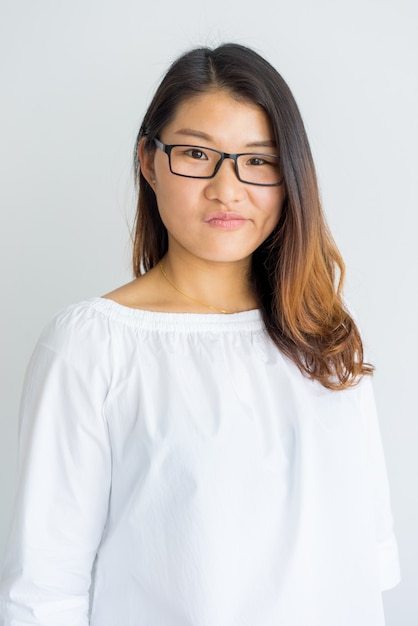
xmin=360 ymin=376 xmax=401 ymax=591
xmin=0 ymin=324 xmax=112 ymax=625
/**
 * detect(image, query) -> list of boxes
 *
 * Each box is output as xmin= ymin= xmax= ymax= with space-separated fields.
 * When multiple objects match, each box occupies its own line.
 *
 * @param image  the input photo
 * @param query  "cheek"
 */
xmin=259 ymin=189 xmax=285 ymax=225
xmin=155 ymin=175 xmax=204 ymax=218
xmin=153 ymin=182 xmax=194 ymax=233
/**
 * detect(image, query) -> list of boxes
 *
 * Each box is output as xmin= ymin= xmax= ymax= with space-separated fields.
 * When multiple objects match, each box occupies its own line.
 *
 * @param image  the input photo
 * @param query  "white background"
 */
xmin=0 ymin=0 xmax=417 ymax=623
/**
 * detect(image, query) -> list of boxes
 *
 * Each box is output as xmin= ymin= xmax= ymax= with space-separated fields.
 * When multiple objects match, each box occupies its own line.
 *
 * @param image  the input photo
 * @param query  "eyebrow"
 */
xmin=173 ymin=128 xmax=276 ymax=149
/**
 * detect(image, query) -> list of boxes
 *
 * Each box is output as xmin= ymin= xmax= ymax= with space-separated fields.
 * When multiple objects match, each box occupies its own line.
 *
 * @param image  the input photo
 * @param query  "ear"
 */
xmin=138 ymin=138 xmax=157 ymax=191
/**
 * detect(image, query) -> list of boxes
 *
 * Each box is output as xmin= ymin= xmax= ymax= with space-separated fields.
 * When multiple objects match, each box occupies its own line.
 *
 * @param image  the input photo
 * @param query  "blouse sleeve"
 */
xmin=0 ymin=316 xmax=112 ymax=626
xmin=360 ymin=376 xmax=401 ymax=591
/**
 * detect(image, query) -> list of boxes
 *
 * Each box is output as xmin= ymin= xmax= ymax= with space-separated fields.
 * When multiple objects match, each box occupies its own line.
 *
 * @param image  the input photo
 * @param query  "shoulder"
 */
xmin=102 ymin=269 xmax=172 ymax=312
xmin=40 ymin=298 xmax=109 ymax=340
xmin=19 ymin=299 xmax=120 ymax=404
xmin=36 ymin=298 xmax=125 ymax=367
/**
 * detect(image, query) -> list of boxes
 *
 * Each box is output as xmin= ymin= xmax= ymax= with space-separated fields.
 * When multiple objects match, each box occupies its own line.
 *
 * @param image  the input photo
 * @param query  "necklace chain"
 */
xmin=159 ymin=261 xmax=233 ymax=314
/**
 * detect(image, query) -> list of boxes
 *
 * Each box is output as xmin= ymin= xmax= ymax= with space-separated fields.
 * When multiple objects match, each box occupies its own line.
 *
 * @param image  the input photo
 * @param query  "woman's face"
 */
xmin=141 ymin=90 xmax=285 ymax=268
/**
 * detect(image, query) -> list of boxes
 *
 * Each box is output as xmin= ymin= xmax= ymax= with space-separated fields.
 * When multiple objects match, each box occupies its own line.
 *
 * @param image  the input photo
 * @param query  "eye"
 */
xmin=246 ymin=155 xmax=277 ymax=167
xmin=247 ymin=157 xmax=265 ymax=166
xmin=184 ymin=148 xmax=208 ymax=160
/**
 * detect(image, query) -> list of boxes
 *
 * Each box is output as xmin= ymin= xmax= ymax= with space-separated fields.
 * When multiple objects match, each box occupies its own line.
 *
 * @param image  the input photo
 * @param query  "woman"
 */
xmin=0 ymin=43 xmax=400 ymax=626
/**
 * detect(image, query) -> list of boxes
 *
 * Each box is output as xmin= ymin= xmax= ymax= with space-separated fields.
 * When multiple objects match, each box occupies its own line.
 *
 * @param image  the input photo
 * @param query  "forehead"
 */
xmin=162 ymin=90 xmax=274 ymax=145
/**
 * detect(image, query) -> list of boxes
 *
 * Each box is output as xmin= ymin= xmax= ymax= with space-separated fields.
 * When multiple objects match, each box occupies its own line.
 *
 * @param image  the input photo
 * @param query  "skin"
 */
xmin=105 ymin=90 xmax=286 ymax=313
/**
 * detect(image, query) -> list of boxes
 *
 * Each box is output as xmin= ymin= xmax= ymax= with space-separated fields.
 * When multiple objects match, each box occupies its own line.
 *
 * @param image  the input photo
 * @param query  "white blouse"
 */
xmin=0 ymin=297 xmax=400 ymax=626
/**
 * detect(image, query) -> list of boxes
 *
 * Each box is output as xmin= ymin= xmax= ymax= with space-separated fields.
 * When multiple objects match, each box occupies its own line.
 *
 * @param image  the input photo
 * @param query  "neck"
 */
xmin=160 ymin=253 xmax=257 ymax=314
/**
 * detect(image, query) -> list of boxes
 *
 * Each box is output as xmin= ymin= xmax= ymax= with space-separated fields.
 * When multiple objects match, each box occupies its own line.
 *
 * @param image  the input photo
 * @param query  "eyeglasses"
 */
xmin=153 ymin=138 xmax=284 ymax=187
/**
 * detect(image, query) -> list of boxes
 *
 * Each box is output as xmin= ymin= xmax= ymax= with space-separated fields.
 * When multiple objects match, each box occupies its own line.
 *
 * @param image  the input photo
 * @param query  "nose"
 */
xmin=204 ymin=157 xmax=246 ymax=204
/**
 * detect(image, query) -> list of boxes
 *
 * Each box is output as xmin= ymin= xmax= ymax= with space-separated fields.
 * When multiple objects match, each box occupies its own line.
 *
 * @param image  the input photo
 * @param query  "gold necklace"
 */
xmin=159 ymin=261 xmax=233 ymax=314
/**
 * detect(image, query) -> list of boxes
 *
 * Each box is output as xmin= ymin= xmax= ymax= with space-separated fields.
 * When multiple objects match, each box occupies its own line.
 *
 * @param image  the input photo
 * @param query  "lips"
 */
xmin=204 ymin=211 xmax=248 ymax=230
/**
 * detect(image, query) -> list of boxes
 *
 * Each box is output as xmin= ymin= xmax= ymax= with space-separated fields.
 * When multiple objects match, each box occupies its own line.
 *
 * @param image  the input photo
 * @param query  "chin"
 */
xmin=200 ymin=253 xmax=253 ymax=265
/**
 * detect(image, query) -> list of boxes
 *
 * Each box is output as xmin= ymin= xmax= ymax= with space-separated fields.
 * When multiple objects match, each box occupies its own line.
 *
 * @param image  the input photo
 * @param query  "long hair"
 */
xmin=132 ymin=43 xmax=373 ymax=390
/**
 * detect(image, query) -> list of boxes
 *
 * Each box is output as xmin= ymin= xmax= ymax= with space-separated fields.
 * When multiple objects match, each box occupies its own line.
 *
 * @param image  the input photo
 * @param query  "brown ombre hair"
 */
xmin=132 ymin=43 xmax=373 ymax=390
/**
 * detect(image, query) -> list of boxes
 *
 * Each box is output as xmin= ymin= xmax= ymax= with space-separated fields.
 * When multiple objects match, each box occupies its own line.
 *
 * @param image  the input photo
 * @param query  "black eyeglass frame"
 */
xmin=153 ymin=138 xmax=284 ymax=187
